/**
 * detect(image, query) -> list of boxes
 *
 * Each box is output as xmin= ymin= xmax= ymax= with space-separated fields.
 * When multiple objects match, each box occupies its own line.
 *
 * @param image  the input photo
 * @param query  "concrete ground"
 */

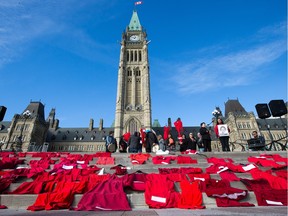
xmin=0 ymin=207 xmax=287 ymax=216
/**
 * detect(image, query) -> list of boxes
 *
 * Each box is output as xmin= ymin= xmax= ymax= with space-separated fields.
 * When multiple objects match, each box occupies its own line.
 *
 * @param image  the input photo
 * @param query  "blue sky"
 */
xmin=0 ymin=0 xmax=287 ymax=128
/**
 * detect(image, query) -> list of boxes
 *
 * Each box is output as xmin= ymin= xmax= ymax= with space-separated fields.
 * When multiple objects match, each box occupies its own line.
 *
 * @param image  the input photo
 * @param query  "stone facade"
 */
xmin=0 ymin=101 xmax=287 ymax=153
xmin=0 ymin=102 xmax=48 ymax=152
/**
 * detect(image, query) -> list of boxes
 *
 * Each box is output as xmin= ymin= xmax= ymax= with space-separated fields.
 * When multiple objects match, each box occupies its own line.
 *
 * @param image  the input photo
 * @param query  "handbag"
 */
xmin=108 ymin=143 xmax=116 ymax=152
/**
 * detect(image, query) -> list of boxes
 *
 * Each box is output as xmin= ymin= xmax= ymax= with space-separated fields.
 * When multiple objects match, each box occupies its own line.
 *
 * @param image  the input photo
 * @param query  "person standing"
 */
xmin=119 ymin=135 xmax=128 ymax=153
xmin=174 ymin=117 xmax=183 ymax=141
xmin=145 ymin=129 xmax=158 ymax=153
xmin=139 ymin=128 xmax=146 ymax=153
xmin=179 ymin=134 xmax=188 ymax=152
xmin=186 ymin=133 xmax=197 ymax=151
xmin=199 ymin=122 xmax=211 ymax=152
xmin=127 ymin=131 xmax=141 ymax=153
xmin=157 ymin=134 xmax=166 ymax=151
xmin=105 ymin=131 xmax=117 ymax=153
xmin=197 ymin=132 xmax=204 ymax=152
xmin=166 ymin=133 xmax=175 ymax=151
xmin=214 ymin=118 xmax=230 ymax=152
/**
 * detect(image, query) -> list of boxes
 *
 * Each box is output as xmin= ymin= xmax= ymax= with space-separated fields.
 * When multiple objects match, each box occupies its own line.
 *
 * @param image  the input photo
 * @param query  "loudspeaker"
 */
xmin=0 ymin=106 xmax=7 ymax=121
xmin=255 ymin=103 xmax=271 ymax=119
xmin=268 ymin=100 xmax=287 ymax=117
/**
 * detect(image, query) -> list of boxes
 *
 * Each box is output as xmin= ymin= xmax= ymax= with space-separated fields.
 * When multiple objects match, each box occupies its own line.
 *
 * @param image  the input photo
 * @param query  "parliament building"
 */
xmin=0 ymin=11 xmax=287 ymax=152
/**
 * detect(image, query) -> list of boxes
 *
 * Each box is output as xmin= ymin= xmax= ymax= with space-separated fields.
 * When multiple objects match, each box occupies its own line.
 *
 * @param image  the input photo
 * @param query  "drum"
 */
xmin=108 ymin=144 xmax=116 ymax=152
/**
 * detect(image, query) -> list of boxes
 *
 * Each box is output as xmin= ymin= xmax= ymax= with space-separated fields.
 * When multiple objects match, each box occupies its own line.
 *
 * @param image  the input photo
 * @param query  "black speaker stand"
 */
xmin=264 ymin=119 xmax=287 ymax=151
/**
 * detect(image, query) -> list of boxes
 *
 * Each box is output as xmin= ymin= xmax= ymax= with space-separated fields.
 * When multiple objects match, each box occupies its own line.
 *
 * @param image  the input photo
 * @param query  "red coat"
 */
xmin=163 ymin=126 xmax=170 ymax=140
xmin=174 ymin=120 xmax=183 ymax=137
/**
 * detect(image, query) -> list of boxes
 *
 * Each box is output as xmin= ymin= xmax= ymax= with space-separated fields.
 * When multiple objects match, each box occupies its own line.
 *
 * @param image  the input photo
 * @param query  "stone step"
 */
xmin=9 ymin=151 xmax=288 ymax=159
xmin=0 ymin=151 xmax=286 ymax=211
xmin=5 ymin=172 xmax=252 ymax=192
xmin=4 ymin=151 xmax=287 ymax=168
xmin=0 ymin=191 xmax=259 ymax=210
xmin=8 ymin=159 xmax=286 ymax=173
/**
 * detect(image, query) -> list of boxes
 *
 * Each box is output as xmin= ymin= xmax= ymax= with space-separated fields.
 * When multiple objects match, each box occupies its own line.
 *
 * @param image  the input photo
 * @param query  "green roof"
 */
xmin=128 ymin=10 xmax=142 ymax=31
xmin=152 ymin=119 xmax=161 ymax=127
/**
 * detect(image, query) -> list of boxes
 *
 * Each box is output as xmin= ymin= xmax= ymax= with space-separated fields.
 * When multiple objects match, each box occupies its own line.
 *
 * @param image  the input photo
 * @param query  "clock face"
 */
xmin=130 ymin=35 xmax=139 ymax=41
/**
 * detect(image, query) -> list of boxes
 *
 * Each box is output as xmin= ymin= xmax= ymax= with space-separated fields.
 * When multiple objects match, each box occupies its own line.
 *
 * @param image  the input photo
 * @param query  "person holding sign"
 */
xmin=214 ymin=118 xmax=230 ymax=152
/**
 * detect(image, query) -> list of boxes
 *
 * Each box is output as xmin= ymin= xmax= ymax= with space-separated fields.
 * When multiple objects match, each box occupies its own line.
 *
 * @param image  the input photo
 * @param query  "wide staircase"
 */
xmin=0 ymin=150 xmax=287 ymax=211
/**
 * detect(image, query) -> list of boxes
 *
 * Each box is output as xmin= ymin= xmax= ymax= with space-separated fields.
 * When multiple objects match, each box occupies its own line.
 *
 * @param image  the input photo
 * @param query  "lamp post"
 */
xmin=15 ymin=110 xmax=31 ymax=152
xmin=212 ymin=107 xmax=221 ymax=151
xmin=212 ymin=107 xmax=221 ymax=124
xmin=0 ymin=141 xmax=4 ymax=152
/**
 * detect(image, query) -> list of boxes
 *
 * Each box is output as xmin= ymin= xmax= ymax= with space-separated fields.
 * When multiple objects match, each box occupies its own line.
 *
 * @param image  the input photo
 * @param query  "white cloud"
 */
xmin=0 ymin=0 xmax=22 ymax=7
xmin=0 ymin=0 xmax=116 ymax=69
xmin=256 ymin=21 xmax=287 ymax=40
xmin=0 ymin=1 xmax=61 ymax=68
xmin=168 ymin=23 xmax=287 ymax=94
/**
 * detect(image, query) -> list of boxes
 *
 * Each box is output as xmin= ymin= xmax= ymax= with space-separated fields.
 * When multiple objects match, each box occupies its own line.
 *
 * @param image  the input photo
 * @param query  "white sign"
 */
xmin=218 ymin=124 xmax=229 ymax=137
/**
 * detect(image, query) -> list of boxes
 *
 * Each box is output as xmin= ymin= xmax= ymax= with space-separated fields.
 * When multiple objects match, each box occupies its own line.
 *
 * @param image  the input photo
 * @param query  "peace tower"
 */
xmin=114 ymin=10 xmax=152 ymax=142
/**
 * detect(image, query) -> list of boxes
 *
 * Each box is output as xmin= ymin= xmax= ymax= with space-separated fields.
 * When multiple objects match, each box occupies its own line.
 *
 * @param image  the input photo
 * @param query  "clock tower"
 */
xmin=114 ymin=10 xmax=152 ymax=143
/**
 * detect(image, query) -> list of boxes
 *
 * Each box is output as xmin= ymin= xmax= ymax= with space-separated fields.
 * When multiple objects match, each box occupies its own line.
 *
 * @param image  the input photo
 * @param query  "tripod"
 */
xmin=279 ymin=116 xmax=288 ymax=148
xmin=264 ymin=119 xmax=286 ymax=151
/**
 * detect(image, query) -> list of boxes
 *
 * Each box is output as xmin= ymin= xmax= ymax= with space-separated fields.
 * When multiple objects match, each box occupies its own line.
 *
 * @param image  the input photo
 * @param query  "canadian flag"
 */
xmin=135 ymin=1 xmax=142 ymax=5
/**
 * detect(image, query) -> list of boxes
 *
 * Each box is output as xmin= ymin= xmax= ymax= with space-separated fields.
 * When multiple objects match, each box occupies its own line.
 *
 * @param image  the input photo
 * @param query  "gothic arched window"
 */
xmin=127 ymin=119 xmax=138 ymax=134
xmin=138 ymin=51 xmax=142 ymax=61
xmin=130 ymin=50 xmax=133 ymax=61
xmin=134 ymin=50 xmax=137 ymax=61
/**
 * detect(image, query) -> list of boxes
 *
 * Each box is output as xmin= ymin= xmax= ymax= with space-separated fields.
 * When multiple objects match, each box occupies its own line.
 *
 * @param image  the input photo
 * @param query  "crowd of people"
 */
xmin=105 ymin=117 xmax=265 ymax=154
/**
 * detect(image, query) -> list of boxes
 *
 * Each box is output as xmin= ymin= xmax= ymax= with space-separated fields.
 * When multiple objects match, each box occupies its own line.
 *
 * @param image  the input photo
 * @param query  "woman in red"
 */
xmin=214 ymin=118 xmax=230 ymax=152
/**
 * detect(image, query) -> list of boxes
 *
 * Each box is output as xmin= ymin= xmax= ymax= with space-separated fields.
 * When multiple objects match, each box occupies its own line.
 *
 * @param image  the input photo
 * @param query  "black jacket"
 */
xmin=145 ymin=131 xmax=158 ymax=149
xmin=128 ymin=134 xmax=141 ymax=150
xmin=186 ymin=137 xmax=197 ymax=150
xmin=199 ymin=127 xmax=211 ymax=140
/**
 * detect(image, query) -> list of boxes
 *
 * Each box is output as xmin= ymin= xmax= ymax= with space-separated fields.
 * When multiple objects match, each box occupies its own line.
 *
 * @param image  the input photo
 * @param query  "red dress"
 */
xmin=145 ymin=173 xmax=180 ymax=208
xmin=75 ymin=174 xmax=133 ymax=211
xmin=178 ymin=180 xmax=205 ymax=209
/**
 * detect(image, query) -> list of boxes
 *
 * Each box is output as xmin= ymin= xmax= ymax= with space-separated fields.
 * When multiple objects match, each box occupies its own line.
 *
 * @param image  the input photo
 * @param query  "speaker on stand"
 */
xmin=254 ymin=103 xmax=271 ymax=150
xmin=268 ymin=100 xmax=287 ymax=117
xmin=268 ymin=100 xmax=287 ymax=150
xmin=255 ymin=101 xmax=287 ymax=151
xmin=0 ymin=106 xmax=7 ymax=122
xmin=255 ymin=104 xmax=271 ymax=119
